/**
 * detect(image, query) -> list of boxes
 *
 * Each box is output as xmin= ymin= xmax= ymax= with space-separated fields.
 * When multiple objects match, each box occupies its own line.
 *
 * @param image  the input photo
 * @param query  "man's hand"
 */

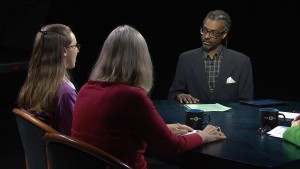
xmin=176 ymin=93 xmax=200 ymax=104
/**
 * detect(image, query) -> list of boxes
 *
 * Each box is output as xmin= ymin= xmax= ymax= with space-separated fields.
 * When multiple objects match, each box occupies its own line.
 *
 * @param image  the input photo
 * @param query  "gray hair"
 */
xmin=204 ymin=10 xmax=231 ymax=32
xmin=90 ymin=25 xmax=153 ymax=93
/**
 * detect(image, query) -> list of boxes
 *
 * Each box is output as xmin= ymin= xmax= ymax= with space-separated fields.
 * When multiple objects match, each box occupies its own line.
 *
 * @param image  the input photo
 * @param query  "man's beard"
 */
xmin=202 ymin=44 xmax=211 ymax=52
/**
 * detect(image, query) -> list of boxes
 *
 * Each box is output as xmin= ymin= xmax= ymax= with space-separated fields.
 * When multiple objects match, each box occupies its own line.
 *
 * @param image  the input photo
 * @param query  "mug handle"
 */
xmin=202 ymin=114 xmax=211 ymax=125
xmin=278 ymin=113 xmax=286 ymax=125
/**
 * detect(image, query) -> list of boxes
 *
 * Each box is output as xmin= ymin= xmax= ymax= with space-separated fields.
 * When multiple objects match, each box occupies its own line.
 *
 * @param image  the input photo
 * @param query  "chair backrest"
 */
xmin=12 ymin=107 xmax=58 ymax=169
xmin=44 ymin=133 xmax=132 ymax=169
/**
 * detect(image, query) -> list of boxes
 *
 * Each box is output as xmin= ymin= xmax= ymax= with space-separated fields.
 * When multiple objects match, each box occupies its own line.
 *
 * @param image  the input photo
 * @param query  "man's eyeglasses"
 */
xmin=200 ymin=27 xmax=225 ymax=38
xmin=67 ymin=44 xmax=81 ymax=50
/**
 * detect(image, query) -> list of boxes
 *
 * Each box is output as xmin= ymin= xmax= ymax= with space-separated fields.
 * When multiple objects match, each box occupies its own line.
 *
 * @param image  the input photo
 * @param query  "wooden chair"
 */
xmin=12 ymin=107 xmax=58 ymax=169
xmin=44 ymin=132 xmax=132 ymax=169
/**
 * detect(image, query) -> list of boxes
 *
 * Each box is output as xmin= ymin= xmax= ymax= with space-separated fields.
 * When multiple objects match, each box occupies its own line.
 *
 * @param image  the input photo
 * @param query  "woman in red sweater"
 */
xmin=71 ymin=25 xmax=226 ymax=169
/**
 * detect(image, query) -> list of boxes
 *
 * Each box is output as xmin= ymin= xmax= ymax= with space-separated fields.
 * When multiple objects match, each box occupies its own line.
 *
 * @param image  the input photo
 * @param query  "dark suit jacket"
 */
xmin=168 ymin=47 xmax=254 ymax=101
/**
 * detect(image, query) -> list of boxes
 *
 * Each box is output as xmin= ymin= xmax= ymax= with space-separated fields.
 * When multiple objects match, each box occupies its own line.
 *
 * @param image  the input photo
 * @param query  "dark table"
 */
xmin=150 ymin=100 xmax=300 ymax=169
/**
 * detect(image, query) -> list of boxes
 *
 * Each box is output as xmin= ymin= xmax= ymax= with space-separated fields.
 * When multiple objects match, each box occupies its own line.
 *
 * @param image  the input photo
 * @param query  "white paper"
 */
xmin=267 ymin=126 xmax=289 ymax=138
xmin=279 ymin=111 xmax=300 ymax=119
xmin=184 ymin=103 xmax=231 ymax=112
xmin=184 ymin=130 xmax=200 ymax=135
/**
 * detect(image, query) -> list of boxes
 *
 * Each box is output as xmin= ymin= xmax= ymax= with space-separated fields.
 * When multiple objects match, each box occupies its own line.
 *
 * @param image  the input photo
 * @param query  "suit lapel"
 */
xmin=190 ymin=49 xmax=210 ymax=98
xmin=213 ymin=49 xmax=234 ymax=99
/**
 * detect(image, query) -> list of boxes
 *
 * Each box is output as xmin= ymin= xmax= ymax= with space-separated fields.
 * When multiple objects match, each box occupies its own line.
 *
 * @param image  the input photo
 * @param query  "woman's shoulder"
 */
xmin=58 ymin=81 xmax=77 ymax=94
xmin=113 ymin=83 xmax=146 ymax=96
xmin=84 ymin=80 xmax=145 ymax=95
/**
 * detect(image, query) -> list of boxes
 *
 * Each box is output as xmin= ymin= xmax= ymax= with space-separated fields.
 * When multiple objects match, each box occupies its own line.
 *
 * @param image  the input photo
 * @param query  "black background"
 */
xmin=1 ymin=0 xmax=300 ymax=105
xmin=0 ymin=1 xmax=299 ymax=168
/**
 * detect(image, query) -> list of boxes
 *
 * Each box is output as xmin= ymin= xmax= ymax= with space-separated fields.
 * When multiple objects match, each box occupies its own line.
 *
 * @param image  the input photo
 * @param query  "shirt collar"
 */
xmin=203 ymin=45 xmax=223 ymax=60
xmin=63 ymin=76 xmax=76 ymax=89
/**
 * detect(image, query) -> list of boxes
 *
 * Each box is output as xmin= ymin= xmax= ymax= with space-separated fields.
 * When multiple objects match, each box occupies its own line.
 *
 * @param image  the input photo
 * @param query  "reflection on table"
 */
xmin=150 ymin=100 xmax=300 ymax=169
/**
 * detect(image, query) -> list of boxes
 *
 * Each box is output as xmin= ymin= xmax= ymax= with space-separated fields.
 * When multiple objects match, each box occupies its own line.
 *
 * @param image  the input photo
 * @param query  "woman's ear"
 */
xmin=63 ymin=47 xmax=68 ymax=57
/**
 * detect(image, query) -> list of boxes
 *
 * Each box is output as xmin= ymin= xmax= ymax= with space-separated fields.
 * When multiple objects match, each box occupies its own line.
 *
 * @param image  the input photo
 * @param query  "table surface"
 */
xmin=152 ymin=100 xmax=300 ymax=169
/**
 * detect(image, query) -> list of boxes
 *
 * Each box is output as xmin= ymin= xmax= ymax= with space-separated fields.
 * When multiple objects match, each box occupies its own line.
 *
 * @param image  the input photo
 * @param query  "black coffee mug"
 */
xmin=185 ymin=109 xmax=210 ymax=130
xmin=259 ymin=108 xmax=286 ymax=129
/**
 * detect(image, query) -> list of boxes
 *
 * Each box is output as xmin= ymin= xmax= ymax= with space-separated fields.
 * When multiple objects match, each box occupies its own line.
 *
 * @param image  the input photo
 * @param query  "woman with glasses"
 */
xmin=17 ymin=24 xmax=79 ymax=136
xmin=168 ymin=10 xmax=254 ymax=103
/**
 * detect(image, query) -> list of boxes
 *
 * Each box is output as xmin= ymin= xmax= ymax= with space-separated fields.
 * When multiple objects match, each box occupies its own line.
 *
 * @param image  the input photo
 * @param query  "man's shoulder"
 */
xmin=225 ymin=48 xmax=249 ymax=59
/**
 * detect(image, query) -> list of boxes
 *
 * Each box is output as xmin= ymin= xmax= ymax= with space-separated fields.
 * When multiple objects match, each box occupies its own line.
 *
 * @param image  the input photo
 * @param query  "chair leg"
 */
xmin=25 ymin=156 xmax=29 ymax=169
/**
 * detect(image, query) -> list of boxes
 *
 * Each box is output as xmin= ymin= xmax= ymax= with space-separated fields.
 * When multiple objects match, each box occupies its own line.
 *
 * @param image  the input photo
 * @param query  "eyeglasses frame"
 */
xmin=200 ymin=27 xmax=226 ymax=39
xmin=67 ymin=44 xmax=81 ymax=50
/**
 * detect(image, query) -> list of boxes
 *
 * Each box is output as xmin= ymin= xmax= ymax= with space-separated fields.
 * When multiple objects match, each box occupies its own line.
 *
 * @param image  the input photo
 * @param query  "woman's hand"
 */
xmin=291 ymin=114 xmax=300 ymax=126
xmin=291 ymin=119 xmax=300 ymax=126
xmin=167 ymin=123 xmax=194 ymax=135
xmin=197 ymin=124 xmax=227 ymax=143
xmin=294 ymin=114 xmax=300 ymax=121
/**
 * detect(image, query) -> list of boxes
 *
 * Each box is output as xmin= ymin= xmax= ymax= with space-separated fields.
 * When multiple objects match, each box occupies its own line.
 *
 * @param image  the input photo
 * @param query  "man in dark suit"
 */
xmin=168 ymin=10 xmax=253 ymax=104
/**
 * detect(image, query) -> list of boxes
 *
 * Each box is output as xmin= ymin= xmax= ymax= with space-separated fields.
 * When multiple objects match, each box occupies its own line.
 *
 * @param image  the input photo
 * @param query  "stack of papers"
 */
xmin=267 ymin=126 xmax=289 ymax=138
xmin=184 ymin=103 xmax=231 ymax=112
xmin=279 ymin=111 xmax=300 ymax=119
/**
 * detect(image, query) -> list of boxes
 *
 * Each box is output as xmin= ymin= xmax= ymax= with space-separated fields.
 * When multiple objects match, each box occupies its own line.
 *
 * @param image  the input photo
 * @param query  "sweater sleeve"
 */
xmin=283 ymin=126 xmax=300 ymax=147
xmin=134 ymin=92 xmax=202 ymax=154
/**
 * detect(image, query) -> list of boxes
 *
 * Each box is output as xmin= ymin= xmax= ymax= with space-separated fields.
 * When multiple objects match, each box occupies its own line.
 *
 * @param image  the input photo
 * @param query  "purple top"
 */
xmin=53 ymin=80 xmax=77 ymax=135
xmin=24 ymin=80 xmax=77 ymax=136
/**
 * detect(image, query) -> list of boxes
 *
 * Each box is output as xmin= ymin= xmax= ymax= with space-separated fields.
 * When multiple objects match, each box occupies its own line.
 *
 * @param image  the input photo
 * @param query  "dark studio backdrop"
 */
xmin=1 ymin=1 xmax=299 ymax=168
xmin=1 ymin=0 xmax=299 ymax=106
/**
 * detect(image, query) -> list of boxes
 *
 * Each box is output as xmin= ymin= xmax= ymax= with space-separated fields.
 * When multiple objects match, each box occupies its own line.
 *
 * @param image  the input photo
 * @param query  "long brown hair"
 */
xmin=17 ymin=24 xmax=73 ymax=114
